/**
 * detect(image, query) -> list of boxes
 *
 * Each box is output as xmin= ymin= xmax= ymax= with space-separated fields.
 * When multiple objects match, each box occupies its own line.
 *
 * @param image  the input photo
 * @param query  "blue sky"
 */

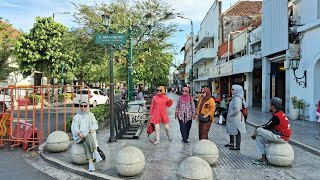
xmin=0 ymin=0 xmax=239 ymax=64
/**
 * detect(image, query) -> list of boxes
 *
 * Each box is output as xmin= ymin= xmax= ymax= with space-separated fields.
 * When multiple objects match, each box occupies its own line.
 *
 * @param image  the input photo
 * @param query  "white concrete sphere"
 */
xmin=116 ymin=146 xmax=145 ymax=176
xmin=266 ymin=143 xmax=294 ymax=167
xmin=192 ymin=140 xmax=219 ymax=165
xmin=178 ymin=156 xmax=213 ymax=180
xmin=46 ymin=131 xmax=70 ymax=152
xmin=70 ymin=143 xmax=95 ymax=164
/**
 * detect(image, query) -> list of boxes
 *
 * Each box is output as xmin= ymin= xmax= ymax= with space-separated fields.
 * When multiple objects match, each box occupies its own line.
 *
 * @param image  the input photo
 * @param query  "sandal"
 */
xmin=253 ymin=159 xmax=268 ymax=165
xmin=224 ymin=143 xmax=234 ymax=147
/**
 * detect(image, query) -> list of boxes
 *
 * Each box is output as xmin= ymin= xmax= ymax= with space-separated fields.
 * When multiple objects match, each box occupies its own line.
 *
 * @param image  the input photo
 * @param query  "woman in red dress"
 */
xmin=149 ymin=86 xmax=173 ymax=144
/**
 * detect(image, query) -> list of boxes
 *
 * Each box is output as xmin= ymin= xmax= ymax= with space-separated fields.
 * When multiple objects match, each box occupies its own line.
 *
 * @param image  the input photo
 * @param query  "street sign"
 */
xmin=95 ymin=33 xmax=127 ymax=45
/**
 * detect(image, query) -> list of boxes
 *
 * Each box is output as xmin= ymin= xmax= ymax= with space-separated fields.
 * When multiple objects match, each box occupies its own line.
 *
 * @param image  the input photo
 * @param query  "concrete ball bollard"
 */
xmin=192 ymin=140 xmax=219 ymax=165
xmin=71 ymin=143 xmax=95 ymax=164
xmin=116 ymin=146 xmax=145 ymax=177
xmin=266 ymin=143 xmax=294 ymax=166
xmin=178 ymin=156 xmax=213 ymax=180
xmin=46 ymin=131 xmax=70 ymax=153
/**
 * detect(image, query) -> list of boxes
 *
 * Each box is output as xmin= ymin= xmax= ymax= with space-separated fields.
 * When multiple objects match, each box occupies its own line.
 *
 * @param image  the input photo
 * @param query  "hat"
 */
xmin=270 ymin=97 xmax=282 ymax=109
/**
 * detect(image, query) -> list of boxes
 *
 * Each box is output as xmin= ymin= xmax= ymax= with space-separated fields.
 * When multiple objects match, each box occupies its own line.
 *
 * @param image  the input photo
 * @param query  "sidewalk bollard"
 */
xmin=71 ymin=143 xmax=95 ymax=164
xmin=192 ymin=140 xmax=219 ymax=165
xmin=177 ymin=156 xmax=213 ymax=180
xmin=46 ymin=131 xmax=69 ymax=152
xmin=116 ymin=146 xmax=145 ymax=176
xmin=266 ymin=143 xmax=294 ymax=167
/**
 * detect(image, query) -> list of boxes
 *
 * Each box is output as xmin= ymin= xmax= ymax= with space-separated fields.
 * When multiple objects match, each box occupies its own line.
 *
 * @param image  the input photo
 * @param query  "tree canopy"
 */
xmin=0 ymin=19 xmax=19 ymax=81
xmin=15 ymin=17 xmax=72 ymax=79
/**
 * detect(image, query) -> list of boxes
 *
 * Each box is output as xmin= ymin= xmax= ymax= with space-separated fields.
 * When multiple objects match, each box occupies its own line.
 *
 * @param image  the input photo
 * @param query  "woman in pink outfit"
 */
xmin=149 ymin=86 xmax=173 ymax=144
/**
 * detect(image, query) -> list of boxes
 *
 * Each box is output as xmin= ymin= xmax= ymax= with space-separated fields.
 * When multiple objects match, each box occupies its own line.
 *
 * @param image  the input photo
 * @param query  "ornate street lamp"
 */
xmin=101 ymin=11 xmax=111 ymax=27
xmin=127 ymin=12 xmax=154 ymax=101
xmin=100 ymin=12 xmax=127 ymax=142
xmin=289 ymin=58 xmax=307 ymax=88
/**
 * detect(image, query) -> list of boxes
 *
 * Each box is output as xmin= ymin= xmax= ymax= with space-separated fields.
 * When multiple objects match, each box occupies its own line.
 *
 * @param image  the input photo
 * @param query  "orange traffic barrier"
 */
xmin=0 ymin=84 xmax=91 ymax=151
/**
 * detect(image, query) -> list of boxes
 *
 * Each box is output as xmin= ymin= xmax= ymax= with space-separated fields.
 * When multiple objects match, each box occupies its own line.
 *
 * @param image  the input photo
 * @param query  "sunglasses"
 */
xmin=231 ymin=89 xmax=234 ymax=91
xmin=201 ymin=91 xmax=205 ymax=93
xmin=182 ymin=90 xmax=188 ymax=92
xmin=80 ymin=105 xmax=87 ymax=108
xmin=157 ymin=89 xmax=162 ymax=92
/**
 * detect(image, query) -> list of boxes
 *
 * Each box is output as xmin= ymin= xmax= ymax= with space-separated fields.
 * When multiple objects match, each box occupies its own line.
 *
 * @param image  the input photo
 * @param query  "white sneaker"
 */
xmin=94 ymin=151 xmax=103 ymax=162
xmin=88 ymin=162 xmax=95 ymax=172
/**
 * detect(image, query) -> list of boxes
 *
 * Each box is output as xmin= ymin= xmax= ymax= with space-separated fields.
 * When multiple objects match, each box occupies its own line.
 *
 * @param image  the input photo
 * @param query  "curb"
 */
xmin=39 ymin=143 xmax=120 ymax=180
xmin=246 ymin=121 xmax=320 ymax=157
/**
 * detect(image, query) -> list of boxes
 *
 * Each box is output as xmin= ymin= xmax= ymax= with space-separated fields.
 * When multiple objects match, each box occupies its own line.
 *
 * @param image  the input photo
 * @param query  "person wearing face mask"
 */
xmin=71 ymin=100 xmax=103 ymax=172
xmin=175 ymin=87 xmax=196 ymax=144
xmin=149 ymin=86 xmax=173 ymax=144
xmin=196 ymin=87 xmax=215 ymax=140
xmin=224 ymin=85 xmax=247 ymax=151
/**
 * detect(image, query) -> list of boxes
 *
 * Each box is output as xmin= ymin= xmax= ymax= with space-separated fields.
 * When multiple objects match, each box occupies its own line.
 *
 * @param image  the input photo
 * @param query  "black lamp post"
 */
xmin=101 ymin=11 xmax=117 ymax=142
xmin=290 ymin=58 xmax=307 ymax=88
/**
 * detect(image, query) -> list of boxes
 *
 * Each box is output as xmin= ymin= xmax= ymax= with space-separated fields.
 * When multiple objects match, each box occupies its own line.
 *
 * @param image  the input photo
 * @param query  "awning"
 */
xmin=193 ymin=77 xmax=209 ymax=82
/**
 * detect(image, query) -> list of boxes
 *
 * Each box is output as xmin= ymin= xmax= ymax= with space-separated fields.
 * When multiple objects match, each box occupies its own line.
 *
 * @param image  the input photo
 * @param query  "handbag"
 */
xmin=147 ymin=122 xmax=155 ymax=143
xmin=198 ymin=114 xmax=210 ymax=122
xmin=97 ymin=147 xmax=106 ymax=160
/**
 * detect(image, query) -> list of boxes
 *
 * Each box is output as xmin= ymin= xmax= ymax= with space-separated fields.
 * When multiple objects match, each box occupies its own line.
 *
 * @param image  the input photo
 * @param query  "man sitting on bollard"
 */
xmin=251 ymin=97 xmax=291 ymax=165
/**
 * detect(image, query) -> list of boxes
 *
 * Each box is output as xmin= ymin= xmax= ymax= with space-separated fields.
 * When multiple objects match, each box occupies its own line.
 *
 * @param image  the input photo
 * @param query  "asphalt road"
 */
xmin=0 ymin=148 xmax=54 ymax=180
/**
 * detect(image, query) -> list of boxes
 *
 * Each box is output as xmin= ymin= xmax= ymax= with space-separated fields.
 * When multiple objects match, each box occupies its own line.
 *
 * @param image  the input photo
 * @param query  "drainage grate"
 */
xmin=208 ymin=129 xmax=267 ymax=169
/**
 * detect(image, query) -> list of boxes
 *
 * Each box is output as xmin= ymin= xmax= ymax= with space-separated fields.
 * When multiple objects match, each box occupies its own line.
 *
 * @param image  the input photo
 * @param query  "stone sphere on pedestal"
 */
xmin=70 ymin=143 xmax=95 ymax=164
xmin=178 ymin=156 xmax=213 ymax=180
xmin=266 ymin=143 xmax=294 ymax=166
xmin=46 ymin=131 xmax=69 ymax=152
xmin=192 ymin=139 xmax=219 ymax=165
xmin=116 ymin=146 xmax=145 ymax=176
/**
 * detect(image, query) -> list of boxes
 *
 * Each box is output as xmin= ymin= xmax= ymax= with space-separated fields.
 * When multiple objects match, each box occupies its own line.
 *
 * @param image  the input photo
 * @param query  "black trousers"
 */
xmin=179 ymin=120 xmax=192 ymax=141
xmin=230 ymin=130 xmax=241 ymax=148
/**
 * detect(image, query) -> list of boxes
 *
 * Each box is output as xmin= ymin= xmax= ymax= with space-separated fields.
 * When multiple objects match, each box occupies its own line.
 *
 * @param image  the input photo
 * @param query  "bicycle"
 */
xmin=126 ymin=103 xmax=150 ymax=126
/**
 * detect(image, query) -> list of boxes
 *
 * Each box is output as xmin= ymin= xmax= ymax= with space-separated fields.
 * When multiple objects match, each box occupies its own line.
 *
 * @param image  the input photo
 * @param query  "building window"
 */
xmin=204 ymin=62 xmax=207 ymax=71
xmin=318 ymin=0 xmax=320 ymax=19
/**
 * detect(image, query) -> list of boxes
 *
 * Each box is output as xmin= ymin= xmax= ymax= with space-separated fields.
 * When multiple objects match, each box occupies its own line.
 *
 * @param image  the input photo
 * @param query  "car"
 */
xmin=99 ymin=88 xmax=110 ymax=96
xmin=0 ymin=94 xmax=11 ymax=110
xmin=73 ymin=89 xmax=109 ymax=107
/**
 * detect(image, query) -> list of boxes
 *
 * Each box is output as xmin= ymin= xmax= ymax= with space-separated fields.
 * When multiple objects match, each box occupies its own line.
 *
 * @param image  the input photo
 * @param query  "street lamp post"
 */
xmin=52 ymin=11 xmax=71 ymax=92
xmin=100 ymin=11 xmax=120 ymax=142
xmin=177 ymin=16 xmax=194 ymax=95
xmin=127 ymin=12 xmax=155 ymax=101
xmin=52 ymin=12 xmax=71 ymax=20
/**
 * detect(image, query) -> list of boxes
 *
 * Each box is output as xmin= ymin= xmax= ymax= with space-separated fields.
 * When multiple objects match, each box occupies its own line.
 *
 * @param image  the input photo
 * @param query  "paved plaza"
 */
xmin=39 ymin=93 xmax=320 ymax=179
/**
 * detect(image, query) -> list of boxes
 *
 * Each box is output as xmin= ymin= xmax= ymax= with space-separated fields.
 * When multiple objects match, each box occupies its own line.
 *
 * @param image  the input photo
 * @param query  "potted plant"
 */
xmin=289 ymin=96 xmax=304 ymax=120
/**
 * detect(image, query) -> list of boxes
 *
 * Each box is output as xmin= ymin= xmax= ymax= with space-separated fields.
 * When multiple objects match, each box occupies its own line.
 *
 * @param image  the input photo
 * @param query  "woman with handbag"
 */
xmin=71 ymin=100 xmax=103 ymax=172
xmin=149 ymin=86 xmax=173 ymax=144
xmin=196 ymin=87 xmax=215 ymax=140
xmin=175 ymin=87 xmax=196 ymax=144
xmin=225 ymin=85 xmax=247 ymax=150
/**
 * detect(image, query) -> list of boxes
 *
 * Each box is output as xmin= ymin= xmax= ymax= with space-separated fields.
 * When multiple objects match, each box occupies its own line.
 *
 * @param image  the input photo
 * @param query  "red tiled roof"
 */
xmin=0 ymin=20 xmax=20 ymax=38
xmin=223 ymin=1 xmax=262 ymax=16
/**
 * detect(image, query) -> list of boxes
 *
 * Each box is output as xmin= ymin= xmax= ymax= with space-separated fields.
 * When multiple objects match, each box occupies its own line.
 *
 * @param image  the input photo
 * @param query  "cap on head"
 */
xmin=270 ymin=97 xmax=282 ymax=109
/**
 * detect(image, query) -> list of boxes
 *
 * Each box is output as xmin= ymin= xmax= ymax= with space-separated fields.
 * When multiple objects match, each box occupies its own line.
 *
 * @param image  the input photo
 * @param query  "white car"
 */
xmin=73 ymin=89 xmax=109 ymax=107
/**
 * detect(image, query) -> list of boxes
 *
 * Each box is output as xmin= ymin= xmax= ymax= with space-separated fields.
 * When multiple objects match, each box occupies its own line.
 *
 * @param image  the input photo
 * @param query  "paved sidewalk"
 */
xmin=39 ymin=93 xmax=320 ymax=179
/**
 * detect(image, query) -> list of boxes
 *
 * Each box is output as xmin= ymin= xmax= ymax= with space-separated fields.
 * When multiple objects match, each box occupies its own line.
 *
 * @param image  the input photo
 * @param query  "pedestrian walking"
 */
xmin=149 ymin=86 xmax=173 ymax=144
xmin=71 ymin=100 xmax=103 ymax=172
xmin=196 ymin=87 xmax=215 ymax=140
xmin=225 ymin=84 xmax=247 ymax=150
xmin=175 ymin=87 xmax=196 ymax=144
xmin=251 ymin=97 xmax=291 ymax=165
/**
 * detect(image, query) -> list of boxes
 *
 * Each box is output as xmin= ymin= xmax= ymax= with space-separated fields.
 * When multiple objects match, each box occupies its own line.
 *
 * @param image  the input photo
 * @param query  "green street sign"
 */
xmin=95 ymin=33 xmax=127 ymax=45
